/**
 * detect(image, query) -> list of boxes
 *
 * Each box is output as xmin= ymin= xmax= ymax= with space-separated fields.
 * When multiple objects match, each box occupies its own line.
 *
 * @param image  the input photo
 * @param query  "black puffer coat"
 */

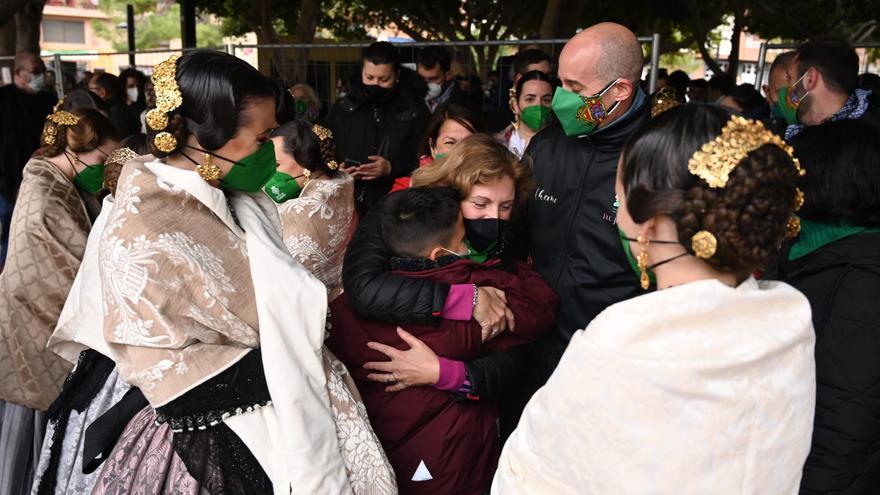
xmin=766 ymin=233 xmax=880 ymax=494
xmin=525 ymin=90 xmax=650 ymax=381
xmin=324 ymin=68 xmax=428 ymax=215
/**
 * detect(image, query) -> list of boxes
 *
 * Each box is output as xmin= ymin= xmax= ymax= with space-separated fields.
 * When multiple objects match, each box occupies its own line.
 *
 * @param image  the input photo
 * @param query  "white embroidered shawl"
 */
xmin=55 ymin=157 xmax=351 ymax=493
xmin=492 ymin=278 xmax=816 ymax=495
xmin=276 ymin=173 xmax=355 ymax=299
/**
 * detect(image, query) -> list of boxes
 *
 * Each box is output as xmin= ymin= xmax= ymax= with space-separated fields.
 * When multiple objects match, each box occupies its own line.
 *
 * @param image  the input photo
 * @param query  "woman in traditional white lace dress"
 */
xmin=37 ymin=50 xmax=395 ymax=495
xmin=263 ymin=119 xmax=398 ymax=494
xmin=493 ymin=105 xmax=817 ymax=494
xmin=264 ymin=120 xmax=355 ymax=300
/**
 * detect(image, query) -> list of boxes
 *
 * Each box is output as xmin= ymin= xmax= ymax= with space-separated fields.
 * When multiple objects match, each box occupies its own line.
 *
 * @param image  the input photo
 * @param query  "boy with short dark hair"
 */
xmin=328 ymin=186 xmax=557 ymax=495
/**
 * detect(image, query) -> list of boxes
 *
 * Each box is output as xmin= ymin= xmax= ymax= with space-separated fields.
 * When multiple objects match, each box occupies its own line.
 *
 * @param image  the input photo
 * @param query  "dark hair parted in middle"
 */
xmin=146 ymin=49 xmax=275 ymax=157
xmin=620 ymin=104 xmax=799 ymax=277
xmin=271 ymin=119 xmax=339 ymax=178
xmin=382 ymin=186 xmax=462 ymax=259
xmin=513 ymin=70 xmax=557 ymax=100
xmin=790 ymin=119 xmax=880 ymax=227
xmin=420 ymin=103 xmax=485 ymax=156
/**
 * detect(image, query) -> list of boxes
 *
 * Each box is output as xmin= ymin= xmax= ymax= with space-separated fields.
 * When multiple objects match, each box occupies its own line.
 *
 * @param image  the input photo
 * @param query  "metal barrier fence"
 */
xmin=230 ymin=35 xmax=661 ymax=112
xmin=754 ymin=41 xmax=880 ymax=90
xmin=2 ymin=35 xmax=662 ymax=110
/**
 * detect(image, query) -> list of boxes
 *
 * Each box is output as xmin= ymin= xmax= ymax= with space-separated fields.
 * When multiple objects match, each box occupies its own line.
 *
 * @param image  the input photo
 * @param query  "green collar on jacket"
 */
xmin=789 ymin=218 xmax=880 ymax=261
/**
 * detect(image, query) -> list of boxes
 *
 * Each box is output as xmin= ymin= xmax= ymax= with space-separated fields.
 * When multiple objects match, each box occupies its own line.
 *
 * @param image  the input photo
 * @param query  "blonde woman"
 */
xmin=341 ymin=134 xmax=545 ymax=439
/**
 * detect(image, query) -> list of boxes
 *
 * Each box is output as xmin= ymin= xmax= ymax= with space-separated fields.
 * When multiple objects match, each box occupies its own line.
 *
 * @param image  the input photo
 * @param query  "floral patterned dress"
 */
xmin=89 ymin=161 xmax=395 ymax=494
xmin=276 ymin=173 xmax=398 ymax=494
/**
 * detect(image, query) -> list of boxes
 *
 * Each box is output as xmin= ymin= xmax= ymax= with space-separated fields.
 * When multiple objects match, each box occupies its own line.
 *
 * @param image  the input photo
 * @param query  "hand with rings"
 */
xmin=364 ymin=327 xmax=441 ymax=392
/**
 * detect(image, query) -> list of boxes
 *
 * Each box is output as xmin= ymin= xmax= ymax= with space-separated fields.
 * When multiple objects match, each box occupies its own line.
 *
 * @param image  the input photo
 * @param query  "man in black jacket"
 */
xmin=523 ymin=22 xmax=649 ymax=383
xmin=325 ymin=41 xmax=429 ymax=215
xmin=340 ymin=23 xmax=650 ymax=440
xmin=417 ymin=46 xmax=480 ymax=117
xmin=88 ymin=72 xmax=139 ymax=137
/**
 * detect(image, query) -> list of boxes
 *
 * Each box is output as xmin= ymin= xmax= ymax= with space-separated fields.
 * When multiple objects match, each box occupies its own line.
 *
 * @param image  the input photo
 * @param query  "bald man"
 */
xmin=496 ymin=22 xmax=649 ymax=424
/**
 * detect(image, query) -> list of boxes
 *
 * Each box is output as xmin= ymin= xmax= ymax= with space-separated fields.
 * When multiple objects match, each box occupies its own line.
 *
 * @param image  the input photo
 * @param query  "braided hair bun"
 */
xmin=40 ymin=107 xmax=119 ymax=158
xmin=270 ymin=119 xmax=339 ymax=177
xmin=621 ymin=104 xmax=799 ymax=278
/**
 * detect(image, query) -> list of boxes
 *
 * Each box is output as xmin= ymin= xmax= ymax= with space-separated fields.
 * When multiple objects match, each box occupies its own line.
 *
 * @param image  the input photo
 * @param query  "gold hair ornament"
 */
xmin=312 ymin=124 xmax=333 ymax=141
xmin=42 ymin=104 xmax=80 ymax=146
xmin=691 ymin=230 xmax=718 ymax=259
xmin=688 ymin=116 xmax=804 ymax=189
xmin=794 ymin=188 xmax=805 ymax=212
xmin=311 ymin=124 xmax=339 ymax=170
xmin=650 ymin=87 xmax=682 ymax=118
xmin=105 ymin=147 xmax=139 ymax=168
xmin=153 ymin=132 xmax=178 ymax=154
xmin=148 ymin=54 xmax=183 ymax=151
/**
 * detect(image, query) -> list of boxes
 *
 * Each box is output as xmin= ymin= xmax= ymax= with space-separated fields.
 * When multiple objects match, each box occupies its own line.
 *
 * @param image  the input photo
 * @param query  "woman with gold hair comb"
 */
xmin=0 ymin=106 xmax=119 ymax=494
xmin=493 ymin=104 xmax=816 ymax=494
xmin=41 ymin=50 xmax=393 ymax=495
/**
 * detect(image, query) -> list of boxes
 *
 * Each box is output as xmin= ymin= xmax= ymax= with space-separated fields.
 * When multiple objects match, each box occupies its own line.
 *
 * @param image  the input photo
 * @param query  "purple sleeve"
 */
xmin=433 ymin=357 xmax=467 ymax=391
xmin=440 ymin=283 xmax=474 ymax=321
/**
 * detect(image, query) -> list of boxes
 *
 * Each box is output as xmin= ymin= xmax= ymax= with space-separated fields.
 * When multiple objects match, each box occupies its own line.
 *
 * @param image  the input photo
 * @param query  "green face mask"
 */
xmin=551 ymin=80 xmax=620 ymax=137
xmin=519 ymin=105 xmax=553 ymax=131
xmin=294 ymin=99 xmax=308 ymax=116
xmin=433 ymin=152 xmax=448 ymax=160
xmin=74 ymin=163 xmax=105 ymax=195
xmin=462 ymin=239 xmax=491 ymax=263
xmin=263 ymin=171 xmax=304 ymax=203
xmin=775 ymin=72 xmax=809 ymax=125
xmin=217 ymin=141 xmax=278 ymax=193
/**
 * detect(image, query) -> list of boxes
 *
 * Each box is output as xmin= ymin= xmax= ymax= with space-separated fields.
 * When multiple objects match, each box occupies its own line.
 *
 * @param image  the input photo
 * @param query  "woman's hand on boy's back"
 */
xmin=364 ymin=327 xmax=441 ymax=392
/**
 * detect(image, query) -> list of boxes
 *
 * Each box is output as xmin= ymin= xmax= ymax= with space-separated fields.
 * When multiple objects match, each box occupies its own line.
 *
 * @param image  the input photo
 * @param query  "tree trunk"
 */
xmin=726 ymin=1 xmax=744 ymax=78
xmin=291 ymin=0 xmax=321 ymax=83
xmin=254 ymin=0 xmax=295 ymax=83
xmin=539 ymin=0 xmax=584 ymax=39
xmin=15 ymin=0 xmax=44 ymax=55
xmin=0 ymin=0 xmax=27 ymax=28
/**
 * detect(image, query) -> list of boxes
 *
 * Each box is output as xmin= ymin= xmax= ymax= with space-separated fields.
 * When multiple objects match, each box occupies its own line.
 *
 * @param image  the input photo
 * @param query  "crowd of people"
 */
xmin=0 ymin=20 xmax=878 ymax=495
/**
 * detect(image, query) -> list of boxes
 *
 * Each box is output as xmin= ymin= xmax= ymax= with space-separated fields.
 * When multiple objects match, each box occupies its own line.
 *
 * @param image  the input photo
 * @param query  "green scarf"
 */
xmin=789 ymin=218 xmax=880 ymax=260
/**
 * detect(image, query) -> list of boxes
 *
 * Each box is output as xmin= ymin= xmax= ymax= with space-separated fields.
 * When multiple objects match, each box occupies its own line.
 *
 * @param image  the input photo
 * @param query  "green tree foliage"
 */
xmin=93 ymin=0 xmax=224 ymax=51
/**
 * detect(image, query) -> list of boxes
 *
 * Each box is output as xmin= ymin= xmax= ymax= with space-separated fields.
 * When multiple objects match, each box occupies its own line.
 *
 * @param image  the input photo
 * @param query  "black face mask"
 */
xmin=362 ymin=83 xmax=392 ymax=102
xmin=464 ymin=218 xmax=507 ymax=252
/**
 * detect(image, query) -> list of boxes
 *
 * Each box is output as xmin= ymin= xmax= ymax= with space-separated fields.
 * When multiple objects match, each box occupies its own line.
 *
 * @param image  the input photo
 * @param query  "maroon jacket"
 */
xmin=327 ymin=257 xmax=558 ymax=495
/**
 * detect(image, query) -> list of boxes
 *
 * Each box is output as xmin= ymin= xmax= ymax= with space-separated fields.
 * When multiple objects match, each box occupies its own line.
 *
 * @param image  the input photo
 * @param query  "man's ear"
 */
xmin=803 ymin=67 xmax=820 ymax=92
xmin=614 ymin=78 xmax=635 ymax=102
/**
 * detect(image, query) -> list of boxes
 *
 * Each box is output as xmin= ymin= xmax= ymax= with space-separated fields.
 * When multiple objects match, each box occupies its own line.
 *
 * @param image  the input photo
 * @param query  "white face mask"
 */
xmin=425 ymin=82 xmax=443 ymax=100
xmin=126 ymin=87 xmax=139 ymax=103
xmin=27 ymin=73 xmax=46 ymax=92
